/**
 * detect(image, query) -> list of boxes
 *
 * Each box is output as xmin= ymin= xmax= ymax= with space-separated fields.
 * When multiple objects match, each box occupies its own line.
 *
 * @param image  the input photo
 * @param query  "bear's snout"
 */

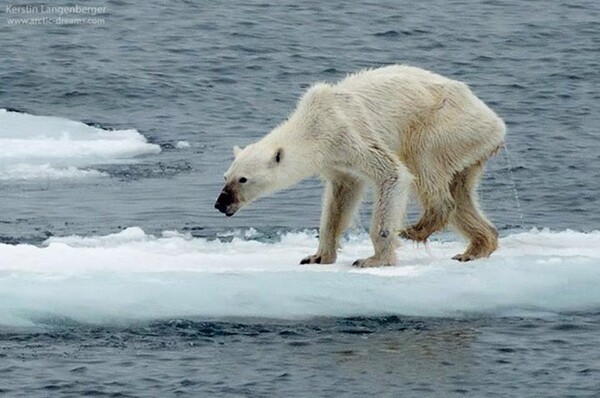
xmin=215 ymin=189 xmax=237 ymax=216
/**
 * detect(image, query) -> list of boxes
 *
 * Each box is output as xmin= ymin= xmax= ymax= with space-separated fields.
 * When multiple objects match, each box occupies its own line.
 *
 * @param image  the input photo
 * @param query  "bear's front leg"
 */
xmin=301 ymin=176 xmax=364 ymax=265
xmin=352 ymin=163 xmax=412 ymax=268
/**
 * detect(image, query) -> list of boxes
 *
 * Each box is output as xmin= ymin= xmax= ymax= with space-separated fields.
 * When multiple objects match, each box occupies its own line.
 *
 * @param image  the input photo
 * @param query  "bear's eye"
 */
xmin=239 ymin=177 xmax=248 ymax=184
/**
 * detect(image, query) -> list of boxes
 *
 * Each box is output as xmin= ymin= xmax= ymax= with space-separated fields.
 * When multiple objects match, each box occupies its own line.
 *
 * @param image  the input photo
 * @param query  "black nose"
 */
xmin=215 ymin=191 xmax=234 ymax=214
xmin=214 ymin=201 xmax=227 ymax=213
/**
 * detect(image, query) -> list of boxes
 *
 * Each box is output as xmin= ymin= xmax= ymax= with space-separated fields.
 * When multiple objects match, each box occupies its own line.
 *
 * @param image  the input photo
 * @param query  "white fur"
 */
xmin=222 ymin=65 xmax=505 ymax=267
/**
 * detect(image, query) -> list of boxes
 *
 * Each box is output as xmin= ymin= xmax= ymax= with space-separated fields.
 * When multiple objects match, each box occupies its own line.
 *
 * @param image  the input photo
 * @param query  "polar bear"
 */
xmin=215 ymin=65 xmax=505 ymax=267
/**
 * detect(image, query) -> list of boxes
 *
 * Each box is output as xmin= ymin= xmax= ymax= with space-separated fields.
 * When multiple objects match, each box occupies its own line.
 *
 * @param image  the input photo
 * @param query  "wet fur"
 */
xmin=222 ymin=65 xmax=505 ymax=267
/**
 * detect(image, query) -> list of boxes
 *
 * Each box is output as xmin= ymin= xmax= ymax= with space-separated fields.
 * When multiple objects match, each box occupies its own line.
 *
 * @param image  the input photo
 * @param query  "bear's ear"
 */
xmin=233 ymin=145 xmax=243 ymax=158
xmin=269 ymin=148 xmax=283 ymax=168
xmin=274 ymin=148 xmax=283 ymax=164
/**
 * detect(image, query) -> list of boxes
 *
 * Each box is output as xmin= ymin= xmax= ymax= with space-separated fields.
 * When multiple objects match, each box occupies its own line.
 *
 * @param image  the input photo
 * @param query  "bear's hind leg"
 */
xmin=450 ymin=161 xmax=498 ymax=261
xmin=301 ymin=176 xmax=364 ymax=265
xmin=400 ymin=180 xmax=455 ymax=243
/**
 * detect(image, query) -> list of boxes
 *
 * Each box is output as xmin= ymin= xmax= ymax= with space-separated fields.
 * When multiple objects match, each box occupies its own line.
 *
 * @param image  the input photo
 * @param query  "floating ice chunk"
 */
xmin=0 ymin=109 xmax=160 ymax=180
xmin=0 ymin=228 xmax=599 ymax=326
xmin=0 ymin=163 xmax=108 ymax=180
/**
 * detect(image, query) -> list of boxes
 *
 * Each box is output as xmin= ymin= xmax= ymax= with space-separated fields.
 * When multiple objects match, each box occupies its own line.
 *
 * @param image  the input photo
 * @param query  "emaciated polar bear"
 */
xmin=215 ymin=65 xmax=505 ymax=267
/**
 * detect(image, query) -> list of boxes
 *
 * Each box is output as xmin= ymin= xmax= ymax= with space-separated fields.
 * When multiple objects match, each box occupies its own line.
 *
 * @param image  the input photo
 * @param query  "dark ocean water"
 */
xmin=2 ymin=315 xmax=600 ymax=397
xmin=1 ymin=0 xmax=600 ymax=396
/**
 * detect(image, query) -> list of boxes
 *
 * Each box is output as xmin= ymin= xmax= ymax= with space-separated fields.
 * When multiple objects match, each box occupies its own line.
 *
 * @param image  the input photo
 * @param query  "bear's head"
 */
xmin=214 ymin=143 xmax=288 ymax=217
xmin=215 ymin=84 xmax=331 ymax=216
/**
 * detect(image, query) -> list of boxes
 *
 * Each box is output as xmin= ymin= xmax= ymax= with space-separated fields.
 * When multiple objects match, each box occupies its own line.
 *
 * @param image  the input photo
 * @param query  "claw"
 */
xmin=300 ymin=254 xmax=331 ymax=265
xmin=352 ymin=256 xmax=394 ymax=268
xmin=452 ymin=253 xmax=475 ymax=262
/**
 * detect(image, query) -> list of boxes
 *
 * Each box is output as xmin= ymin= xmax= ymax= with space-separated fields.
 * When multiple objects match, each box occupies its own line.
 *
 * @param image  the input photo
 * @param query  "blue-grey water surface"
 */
xmin=1 ymin=0 xmax=599 ymax=396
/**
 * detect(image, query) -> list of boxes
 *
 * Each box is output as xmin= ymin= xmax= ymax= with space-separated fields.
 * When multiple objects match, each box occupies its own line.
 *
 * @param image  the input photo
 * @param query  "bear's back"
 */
xmin=335 ymin=65 xmax=455 ymax=93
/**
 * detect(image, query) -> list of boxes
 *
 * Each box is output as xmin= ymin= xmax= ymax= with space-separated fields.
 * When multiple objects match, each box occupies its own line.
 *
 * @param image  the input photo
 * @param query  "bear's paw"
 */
xmin=300 ymin=253 xmax=336 ymax=265
xmin=352 ymin=256 xmax=396 ymax=268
